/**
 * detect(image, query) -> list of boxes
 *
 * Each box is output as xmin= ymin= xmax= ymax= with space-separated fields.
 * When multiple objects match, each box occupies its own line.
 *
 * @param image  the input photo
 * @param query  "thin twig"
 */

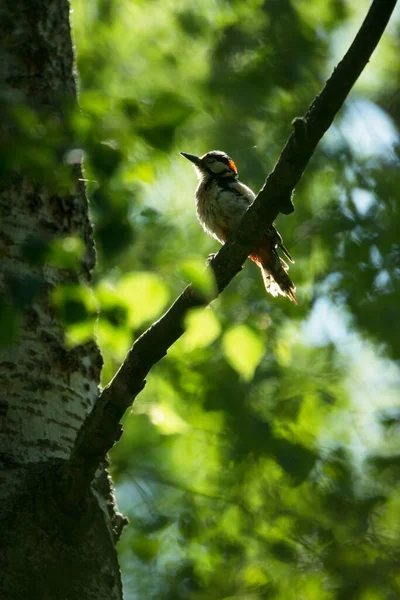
xmin=61 ymin=0 xmax=397 ymax=504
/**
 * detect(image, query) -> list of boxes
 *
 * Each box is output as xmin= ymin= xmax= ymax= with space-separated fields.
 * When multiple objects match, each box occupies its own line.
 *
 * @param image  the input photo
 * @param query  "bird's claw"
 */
xmin=206 ymin=253 xmax=217 ymax=266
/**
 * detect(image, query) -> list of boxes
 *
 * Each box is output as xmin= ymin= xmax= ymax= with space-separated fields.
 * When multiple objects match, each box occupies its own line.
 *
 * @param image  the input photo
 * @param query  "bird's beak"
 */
xmin=180 ymin=152 xmax=202 ymax=166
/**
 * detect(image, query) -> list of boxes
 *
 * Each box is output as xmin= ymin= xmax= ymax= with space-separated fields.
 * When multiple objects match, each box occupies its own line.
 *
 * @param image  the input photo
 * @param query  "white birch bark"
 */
xmin=0 ymin=1 xmax=124 ymax=598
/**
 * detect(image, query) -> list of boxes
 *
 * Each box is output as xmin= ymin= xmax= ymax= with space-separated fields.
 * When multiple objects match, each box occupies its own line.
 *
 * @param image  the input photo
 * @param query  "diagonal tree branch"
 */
xmin=61 ymin=0 xmax=397 ymax=503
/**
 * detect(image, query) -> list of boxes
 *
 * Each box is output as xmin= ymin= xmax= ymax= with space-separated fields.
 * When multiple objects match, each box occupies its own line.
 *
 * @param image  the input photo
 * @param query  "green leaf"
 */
xmin=181 ymin=308 xmax=221 ymax=351
xmin=89 ymin=142 xmax=123 ymax=178
xmin=270 ymin=540 xmax=297 ymax=563
xmin=130 ymin=536 xmax=160 ymax=562
xmin=51 ymin=284 xmax=97 ymax=347
xmin=179 ymin=258 xmax=216 ymax=298
xmin=48 ymin=236 xmax=85 ymax=270
xmin=115 ymin=272 xmax=170 ymax=328
xmin=222 ymin=324 xmax=265 ymax=380
xmin=272 ymin=438 xmax=318 ymax=484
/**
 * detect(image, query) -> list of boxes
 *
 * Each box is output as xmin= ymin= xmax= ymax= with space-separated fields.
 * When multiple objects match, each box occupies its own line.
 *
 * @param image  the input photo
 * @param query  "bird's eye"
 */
xmin=207 ymin=157 xmax=216 ymax=163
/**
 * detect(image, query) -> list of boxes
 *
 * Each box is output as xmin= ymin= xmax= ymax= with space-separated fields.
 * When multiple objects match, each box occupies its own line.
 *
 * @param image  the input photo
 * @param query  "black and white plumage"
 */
xmin=181 ymin=150 xmax=297 ymax=304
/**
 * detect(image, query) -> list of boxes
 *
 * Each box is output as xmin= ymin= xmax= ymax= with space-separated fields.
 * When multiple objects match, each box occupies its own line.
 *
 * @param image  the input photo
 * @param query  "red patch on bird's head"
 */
xmin=228 ymin=159 xmax=237 ymax=174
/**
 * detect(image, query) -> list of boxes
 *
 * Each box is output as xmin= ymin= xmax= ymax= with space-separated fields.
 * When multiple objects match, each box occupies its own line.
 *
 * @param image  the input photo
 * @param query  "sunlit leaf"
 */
xmin=64 ymin=321 xmax=96 ymax=347
xmin=96 ymin=318 xmax=132 ymax=361
xmin=243 ymin=565 xmax=269 ymax=587
xmin=179 ymin=258 xmax=216 ymax=298
xmin=148 ymin=402 xmax=189 ymax=435
xmin=125 ymin=162 xmax=155 ymax=184
xmin=115 ymin=272 xmax=170 ymax=328
xmin=222 ymin=324 xmax=265 ymax=380
xmin=180 ymin=307 xmax=221 ymax=352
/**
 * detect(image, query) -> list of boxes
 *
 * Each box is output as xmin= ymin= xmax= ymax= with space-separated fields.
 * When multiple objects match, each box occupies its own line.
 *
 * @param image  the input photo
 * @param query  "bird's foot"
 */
xmin=206 ymin=253 xmax=217 ymax=266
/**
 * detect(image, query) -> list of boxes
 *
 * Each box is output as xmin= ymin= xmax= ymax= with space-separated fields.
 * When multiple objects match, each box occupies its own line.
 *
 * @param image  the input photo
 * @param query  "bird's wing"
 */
xmin=215 ymin=186 xmax=252 ymax=232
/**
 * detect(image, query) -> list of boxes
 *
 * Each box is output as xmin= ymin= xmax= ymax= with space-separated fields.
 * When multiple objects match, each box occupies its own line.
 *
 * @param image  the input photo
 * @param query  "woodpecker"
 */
xmin=181 ymin=150 xmax=297 ymax=304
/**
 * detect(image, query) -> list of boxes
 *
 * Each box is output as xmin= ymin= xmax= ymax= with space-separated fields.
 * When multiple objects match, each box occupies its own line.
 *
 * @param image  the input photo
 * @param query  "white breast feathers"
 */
xmin=195 ymin=178 xmax=256 ymax=244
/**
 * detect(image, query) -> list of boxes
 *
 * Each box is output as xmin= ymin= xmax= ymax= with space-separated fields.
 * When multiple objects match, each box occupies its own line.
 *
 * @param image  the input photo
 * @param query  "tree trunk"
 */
xmin=0 ymin=1 xmax=123 ymax=598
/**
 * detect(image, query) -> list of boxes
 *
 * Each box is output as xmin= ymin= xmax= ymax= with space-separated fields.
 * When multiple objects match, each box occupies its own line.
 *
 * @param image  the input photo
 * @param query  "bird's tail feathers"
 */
xmin=260 ymin=261 xmax=298 ymax=305
xmin=249 ymin=235 xmax=298 ymax=305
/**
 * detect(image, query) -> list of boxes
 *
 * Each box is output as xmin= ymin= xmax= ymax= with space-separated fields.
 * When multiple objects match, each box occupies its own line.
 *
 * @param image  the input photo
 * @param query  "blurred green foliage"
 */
xmin=2 ymin=0 xmax=400 ymax=597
